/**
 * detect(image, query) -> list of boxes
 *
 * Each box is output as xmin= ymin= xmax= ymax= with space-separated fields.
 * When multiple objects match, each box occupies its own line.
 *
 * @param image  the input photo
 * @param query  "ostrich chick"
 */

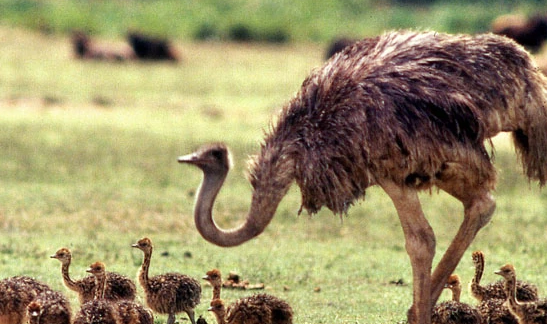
xmin=471 ymin=251 xmax=538 ymax=302
xmin=27 ymin=290 xmax=72 ymax=324
xmin=132 ymin=237 xmax=201 ymax=324
xmin=496 ymin=264 xmax=547 ymax=324
xmin=432 ymin=274 xmax=482 ymax=324
xmin=87 ymin=261 xmax=153 ymax=324
xmin=50 ymin=247 xmax=137 ymax=303
xmin=209 ymin=294 xmax=293 ymax=324
xmin=0 ymin=276 xmax=52 ymax=324
xmin=203 ymin=269 xmax=223 ymax=300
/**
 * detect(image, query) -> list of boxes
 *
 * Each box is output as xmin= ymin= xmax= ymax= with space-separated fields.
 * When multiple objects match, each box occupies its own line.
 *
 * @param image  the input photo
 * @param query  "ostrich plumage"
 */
xmin=180 ymin=30 xmax=547 ymax=324
xmin=50 ymin=248 xmax=137 ymax=303
xmin=132 ymin=237 xmax=201 ymax=324
xmin=75 ymin=261 xmax=153 ymax=324
xmin=432 ymin=274 xmax=482 ymax=324
xmin=496 ymin=264 xmax=547 ymax=324
xmin=208 ymin=295 xmax=293 ymax=324
xmin=470 ymin=251 xmax=538 ymax=303
xmin=27 ymin=290 xmax=72 ymax=324
xmin=0 ymin=276 xmax=52 ymax=324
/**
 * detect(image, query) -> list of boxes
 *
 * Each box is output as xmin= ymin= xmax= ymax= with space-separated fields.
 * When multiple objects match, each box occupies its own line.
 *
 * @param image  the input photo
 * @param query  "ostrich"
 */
xmin=203 ymin=269 xmax=291 ymax=324
xmin=431 ymin=274 xmax=482 ymax=324
xmin=179 ymin=30 xmax=547 ymax=324
xmin=50 ymin=247 xmax=137 ymax=303
xmin=470 ymin=251 xmax=538 ymax=302
xmin=203 ymin=269 xmax=223 ymax=300
xmin=131 ymin=237 xmax=202 ymax=324
xmin=208 ymin=294 xmax=293 ymax=324
xmin=85 ymin=261 xmax=153 ymax=324
xmin=27 ymin=290 xmax=72 ymax=324
xmin=495 ymin=264 xmax=547 ymax=324
xmin=0 ymin=276 xmax=52 ymax=324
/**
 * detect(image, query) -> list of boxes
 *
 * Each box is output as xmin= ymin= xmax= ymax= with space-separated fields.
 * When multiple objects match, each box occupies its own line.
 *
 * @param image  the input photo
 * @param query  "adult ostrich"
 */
xmin=179 ymin=30 xmax=547 ymax=324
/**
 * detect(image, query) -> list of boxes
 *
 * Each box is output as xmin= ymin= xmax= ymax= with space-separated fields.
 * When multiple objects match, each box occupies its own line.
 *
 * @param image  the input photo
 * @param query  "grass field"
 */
xmin=1 ymin=26 xmax=547 ymax=324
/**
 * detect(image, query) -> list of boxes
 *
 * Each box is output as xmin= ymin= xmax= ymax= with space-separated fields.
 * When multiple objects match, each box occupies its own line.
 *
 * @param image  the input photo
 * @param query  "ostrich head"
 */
xmin=50 ymin=247 xmax=72 ymax=264
xmin=203 ymin=269 xmax=222 ymax=285
xmin=445 ymin=274 xmax=461 ymax=290
xmin=132 ymin=237 xmax=153 ymax=254
xmin=208 ymin=298 xmax=225 ymax=313
xmin=495 ymin=264 xmax=517 ymax=281
xmin=87 ymin=261 xmax=106 ymax=277
xmin=27 ymin=301 xmax=42 ymax=321
xmin=179 ymin=142 xmax=295 ymax=247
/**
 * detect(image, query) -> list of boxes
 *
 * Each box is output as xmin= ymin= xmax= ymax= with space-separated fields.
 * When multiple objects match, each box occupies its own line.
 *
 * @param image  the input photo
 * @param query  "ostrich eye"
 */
xmin=211 ymin=150 xmax=224 ymax=160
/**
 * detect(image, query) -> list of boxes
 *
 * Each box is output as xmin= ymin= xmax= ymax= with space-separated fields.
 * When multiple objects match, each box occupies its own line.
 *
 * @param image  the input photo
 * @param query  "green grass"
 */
xmin=1 ymin=26 xmax=547 ymax=324
xmin=0 ymin=0 xmax=545 ymax=42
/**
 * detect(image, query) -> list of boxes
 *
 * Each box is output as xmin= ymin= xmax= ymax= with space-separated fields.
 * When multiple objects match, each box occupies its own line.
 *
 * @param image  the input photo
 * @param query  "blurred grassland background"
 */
xmin=1 ymin=0 xmax=547 ymax=323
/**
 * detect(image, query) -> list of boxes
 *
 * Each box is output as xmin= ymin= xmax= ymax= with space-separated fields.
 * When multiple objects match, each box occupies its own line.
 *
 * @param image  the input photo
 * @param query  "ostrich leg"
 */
xmin=381 ymin=181 xmax=436 ymax=324
xmin=430 ymin=190 xmax=495 ymax=305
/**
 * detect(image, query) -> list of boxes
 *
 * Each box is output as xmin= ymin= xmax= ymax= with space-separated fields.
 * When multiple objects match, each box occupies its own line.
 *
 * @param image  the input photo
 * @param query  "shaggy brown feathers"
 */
xmin=209 ymin=295 xmax=293 ymax=324
xmin=470 ymin=251 xmax=538 ymax=303
xmin=0 ymin=276 xmax=53 ymax=324
xmin=432 ymin=274 xmax=482 ymax=324
xmin=496 ymin=264 xmax=547 ymax=324
xmin=73 ymin=261 xmax=153 ymax=324
xmin=50 ymin=247 xmax=137 ymax=303
xmin=264 ymin=31 xmax=547 ymax=215
xmin=27 ymin=290 xmax=72 ymax=324
xmin=132 ymin=237 xmax=201 ymax=324
xmin=181 ymin=30 xmax=547 ymax=324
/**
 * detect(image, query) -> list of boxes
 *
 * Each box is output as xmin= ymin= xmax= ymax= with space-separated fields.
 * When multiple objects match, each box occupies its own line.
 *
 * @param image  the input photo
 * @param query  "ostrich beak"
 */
xmin=494 ymin=270 xmax=502 ymax=275
xmin=131 ymin=243 xmax=138 ymax=248
xmin=49 ymin=254 xmax=56 ymax=258
xmin=86 ymin=267 xmax=92 ymax=273
xmin=177 ymin=152 xmax=199 ymax=164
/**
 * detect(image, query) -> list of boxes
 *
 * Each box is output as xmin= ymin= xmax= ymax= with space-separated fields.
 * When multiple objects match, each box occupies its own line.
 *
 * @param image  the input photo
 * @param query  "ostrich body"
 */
xmin=208 ymin=295 xmax=293 ymax=324
xmin=50 ymin=248 xmax=137 ymax=303
xmin=477 ymin=298 xmax=519 ymax=324
xmin=431 ymin=274 xmax=482 ymax=324
xmin=179 ymin=30 xmax=547 ymax=324
xmin=132 ymin=237 xmax=202 ymax=324
xmin=73 ymin=300 xmax=120 ymax=324
xmin=471 ymin=251 xmax=538 ymax=302
xmin=204 ymin=269 xmax=292 ymax=324
xmin=0 ymin=276 xmax=52 ymax=324
xmin=27 ymin=290 xmax=72 ymax=324
xmin=203 ymin=269 xmax=223 ymax=300
xmin=496 ymin=264 xmax=547 ymax=324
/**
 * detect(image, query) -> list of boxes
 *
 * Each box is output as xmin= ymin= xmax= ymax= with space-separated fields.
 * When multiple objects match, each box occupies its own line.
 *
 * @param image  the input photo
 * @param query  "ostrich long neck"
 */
xmin=212 ymin=305 xmax=226 ymax=324
xmin=211 ymin=281 xmax=221 ymax=300
xmin=194 ymin=151 xmax=294 ymax=247
xmin=450 ymin=285 xmax=462 ymax=302
xmin=94 ymin=273 xmax=107 ymax=300
xmin=503 ymin=273 xmax=523 ymax=318
xmin=138 ymin=250 xmax=151 ymax=289
xmin=61 ymin=259 xmax=79 ymax=291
